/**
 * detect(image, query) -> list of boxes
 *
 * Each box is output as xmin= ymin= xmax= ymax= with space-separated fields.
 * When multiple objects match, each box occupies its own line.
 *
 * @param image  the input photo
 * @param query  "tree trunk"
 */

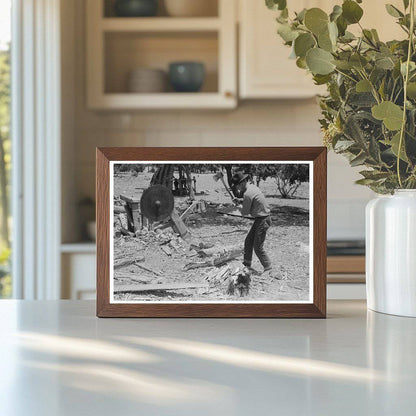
xmin=185 ymin=166 xmax=195 ymax=200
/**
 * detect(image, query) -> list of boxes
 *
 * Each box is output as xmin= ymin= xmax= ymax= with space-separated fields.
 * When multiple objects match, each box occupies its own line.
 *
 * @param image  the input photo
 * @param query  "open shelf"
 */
xmin=61 ymin=242 xmax=96 ymax=254
xmin=104 ymin=31 xmax=219 ymax=94
xmin=86 ymin=0 xmax=236 ymax=109
xmin=101 ymin=17 xmax=221 ymax=32
xmin=90 ymin=92 xmax=235 ymax=109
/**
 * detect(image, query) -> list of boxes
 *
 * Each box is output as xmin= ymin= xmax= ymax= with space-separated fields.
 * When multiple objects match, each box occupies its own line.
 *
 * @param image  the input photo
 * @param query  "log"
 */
xmin=198 ymin=245 xmax=241 ymax=258
xmin=184 ymin=248 xmax=242 ymax=270
xmin=169 ymin=210 xmax=189 ymax=238
xmin=114 ymin=282 xmax=209 ymax=293
xmin=134 ymin=263 xmax=162 ymax=276
xmin=114 ymin=256 xmax=145 ymax=269
xmin=114 ymin=273 xmax=153 ymax=284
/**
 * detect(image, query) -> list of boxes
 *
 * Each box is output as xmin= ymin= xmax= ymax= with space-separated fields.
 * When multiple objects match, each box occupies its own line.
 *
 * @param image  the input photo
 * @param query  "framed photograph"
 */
xmin=96 ymin=147 xmax=327 ymax=318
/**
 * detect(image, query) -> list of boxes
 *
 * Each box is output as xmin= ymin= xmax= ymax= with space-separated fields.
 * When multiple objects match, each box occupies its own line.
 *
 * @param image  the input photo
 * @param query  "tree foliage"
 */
xmin=0 ymin=46 xmax=11 ymax=297
xmin=228 ymin=164 xmax=309 ymax=198
xmin=266 ymin=0 xmax=416 ymax=193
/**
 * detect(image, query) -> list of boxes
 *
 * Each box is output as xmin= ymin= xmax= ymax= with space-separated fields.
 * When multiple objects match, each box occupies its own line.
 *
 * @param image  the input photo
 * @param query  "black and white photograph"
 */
xmin=110 ymin=162 xmax=313 ymax=303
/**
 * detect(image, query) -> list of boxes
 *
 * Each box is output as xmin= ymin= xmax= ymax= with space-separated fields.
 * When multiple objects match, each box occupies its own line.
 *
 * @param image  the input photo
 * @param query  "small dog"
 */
xmin=227 ymin=267 xmax=251 ymax=297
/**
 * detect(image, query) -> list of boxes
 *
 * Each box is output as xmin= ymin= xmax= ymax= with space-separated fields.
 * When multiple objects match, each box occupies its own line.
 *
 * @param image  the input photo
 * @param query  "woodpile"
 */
xmin=112 ymin=191 xmax=253 ymax=299
xmin=184 ymin=245 xmax=243 ymax=270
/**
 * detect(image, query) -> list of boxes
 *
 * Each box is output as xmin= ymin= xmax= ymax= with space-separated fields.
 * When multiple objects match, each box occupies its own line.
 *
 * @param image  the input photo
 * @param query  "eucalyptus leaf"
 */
xmin=296 ymin=57 xmax=307 ymax=69
xmin=369 ymin=137 xmax=381 ymax=162
xmin=330 ymin=5 xmax=343 ymax=22
xmin=328 ymin=21 xmax=338 ymax=45
xmin=356 ymin=79 xmax=372 ymax=92
xmin=306 ymin=48 xmax=335 ymax=75
xmin=407 ymin=82 xmax=416 ymax=99
xmin=401 ymin=61 xmax=416 ymax=76
xmin=384 ymin=132 xmax=409 ymax=161
xmin=294 ymin=33 xmax=315 ymax=57
xmin=341 ymin=31 xmax=356 ymax=42
xmin=342 ymin=0 xmax=364 ymax=24
xmin=304 ymin=8 xmax=329 ymax=35
xmin=336 ymin=15 xmax=348 ymax=36
xmin=350 ymin=152 xmax=368 ymax=167
xmin=350 ymin=53 xmax=368 ymax=69
xmin=266 ymin=0 xmax=287 ymax=11
xmin=333 ymin=59 xmax=353 ymax=70
xmin=318 ymin=31 xmax=334 ymax=52
xmin=371 ymin=29 xmax=380 ymax=42
xmin=348 ymin=92 xmax=377 ymax=107
xmin=363 ymin=29 xmax=375 ymax=44
xmin=280 ymin=8 xmax=288 ymax=19
xmin=375 ymin=56 xmax=396 ymax=70
xmin=313 ymin=74 xmax=332 ymax=85
xmin=372 ymin=101 xmax=404 ymax=130
xmin=295 ymin=8 xmax=307 ymax=22
xmin=360 ymin=170 xmax=391 ymax=180
xmin=277 ymin=23 xmax=299 ymax=42
xmin=355 ymin=178 xmax=377 ymax=185
xmin=385 ymin=4 xmax=404 ymax=17
xmin=334 ymin=139 xmax=355 ymax=151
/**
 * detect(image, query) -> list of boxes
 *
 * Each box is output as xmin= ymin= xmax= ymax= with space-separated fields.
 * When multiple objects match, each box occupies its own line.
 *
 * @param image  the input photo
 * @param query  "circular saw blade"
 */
xmin=140 ymin=185 xmax=174 ymax=222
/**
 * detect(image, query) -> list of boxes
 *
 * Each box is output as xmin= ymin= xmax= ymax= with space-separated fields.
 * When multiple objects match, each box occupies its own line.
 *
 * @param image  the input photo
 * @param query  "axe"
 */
xmin=213 ymin=171 xmax=235 ymax=202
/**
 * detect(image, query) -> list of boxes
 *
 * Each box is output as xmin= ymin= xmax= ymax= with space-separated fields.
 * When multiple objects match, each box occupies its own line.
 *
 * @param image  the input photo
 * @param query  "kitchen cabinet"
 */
xmin=61 ymin=244 xmax=96 ymax=300
xmin=239 ymin=0 xmax=324 ymax=99
xmin=86 ymin=0 xmax=237 ymax=109
xmin=238 ymin=0 xmax=404 ymax=99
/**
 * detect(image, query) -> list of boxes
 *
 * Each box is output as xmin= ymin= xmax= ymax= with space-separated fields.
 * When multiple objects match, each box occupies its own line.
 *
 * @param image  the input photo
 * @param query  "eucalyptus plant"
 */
xmin=266 ymin=0 xmax=416 ymax=193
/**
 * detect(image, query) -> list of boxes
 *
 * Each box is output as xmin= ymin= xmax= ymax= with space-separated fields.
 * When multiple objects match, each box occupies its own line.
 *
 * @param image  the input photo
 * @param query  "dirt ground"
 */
xmin=113 ymin=170 xmax=311 ymax=302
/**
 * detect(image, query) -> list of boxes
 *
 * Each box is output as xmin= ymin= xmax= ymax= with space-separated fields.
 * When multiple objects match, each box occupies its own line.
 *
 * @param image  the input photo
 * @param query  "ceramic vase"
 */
xmin=366 ymin=190 xmax=416 ymax=317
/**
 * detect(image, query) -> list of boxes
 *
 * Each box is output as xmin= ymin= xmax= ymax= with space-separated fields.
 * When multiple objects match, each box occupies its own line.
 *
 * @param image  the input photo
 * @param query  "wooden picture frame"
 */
xmin=96 ymin=147 xmax=327 ymax=318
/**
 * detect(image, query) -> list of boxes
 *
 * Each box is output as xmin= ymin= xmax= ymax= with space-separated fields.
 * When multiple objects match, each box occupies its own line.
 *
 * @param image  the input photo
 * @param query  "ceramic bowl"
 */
xmin=127 ymin=68 xmax=167 ymax=93
xmin=114 ymin=0 xmax=158 ymax=17
xmin=168 ymin=62 xmax=205 ymax=93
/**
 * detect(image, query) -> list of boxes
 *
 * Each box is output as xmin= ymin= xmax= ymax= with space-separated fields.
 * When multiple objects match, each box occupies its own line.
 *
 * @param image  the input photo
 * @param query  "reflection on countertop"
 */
xmin=0 ymin=300 xmax=415 ymax=415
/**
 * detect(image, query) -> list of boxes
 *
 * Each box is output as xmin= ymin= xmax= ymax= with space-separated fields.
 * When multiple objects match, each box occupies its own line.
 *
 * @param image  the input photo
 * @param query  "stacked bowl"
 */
xmin=127 ymin=68 xmax=167 ymax=93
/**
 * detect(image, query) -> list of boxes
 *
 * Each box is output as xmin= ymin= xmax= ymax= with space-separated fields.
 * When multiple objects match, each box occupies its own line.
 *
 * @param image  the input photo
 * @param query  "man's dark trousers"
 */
xmin=243 ymin=216 xmax=272 ymax=270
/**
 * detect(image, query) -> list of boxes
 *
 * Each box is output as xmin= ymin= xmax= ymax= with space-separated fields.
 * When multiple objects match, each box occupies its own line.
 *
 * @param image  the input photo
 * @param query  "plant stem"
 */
xmin=334 ymin=68 xmax=357 ymax=83
xmin=397 ymin=0 xmax=415 ymax=188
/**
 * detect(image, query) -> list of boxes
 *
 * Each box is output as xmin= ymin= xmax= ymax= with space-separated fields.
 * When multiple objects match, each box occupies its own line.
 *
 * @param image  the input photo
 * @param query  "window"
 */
xmin=0 ymin=0 xmax=11 ymax=298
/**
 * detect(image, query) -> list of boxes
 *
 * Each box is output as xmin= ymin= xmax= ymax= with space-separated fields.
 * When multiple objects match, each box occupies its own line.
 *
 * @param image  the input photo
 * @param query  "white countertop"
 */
xmin=0 ymin=300 xmax=415 ymax=415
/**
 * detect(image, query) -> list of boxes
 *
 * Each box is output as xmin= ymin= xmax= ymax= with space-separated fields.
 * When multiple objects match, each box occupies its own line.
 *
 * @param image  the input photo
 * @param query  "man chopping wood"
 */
xmin=232 ymin=172 xmax=272 ymax=274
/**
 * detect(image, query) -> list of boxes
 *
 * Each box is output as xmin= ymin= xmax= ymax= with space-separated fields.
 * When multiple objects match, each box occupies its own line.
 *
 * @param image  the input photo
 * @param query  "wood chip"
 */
xmin=133 ymin=263 xmax=162 ymax=276
xmin=114 ymin=256 xmax=145 ymax=269
xmin=160 ymin=245 xmax=172 ymax=256
xmin=114 ymin=282 xmax=209 ymax=293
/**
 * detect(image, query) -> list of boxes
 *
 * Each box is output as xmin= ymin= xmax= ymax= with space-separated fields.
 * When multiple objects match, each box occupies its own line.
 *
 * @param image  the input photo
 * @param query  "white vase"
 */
xmin=366 ymin=190 xmax=416 ymax=317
